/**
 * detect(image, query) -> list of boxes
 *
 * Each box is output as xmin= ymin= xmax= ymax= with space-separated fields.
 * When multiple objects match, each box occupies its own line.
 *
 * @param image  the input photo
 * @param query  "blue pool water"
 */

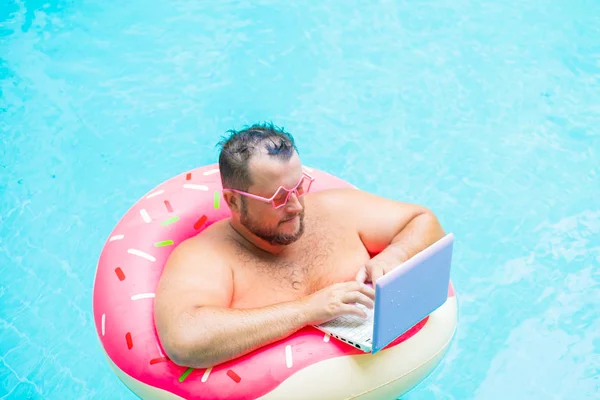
xmin=2 ymin=0 xmax=599 ymax=398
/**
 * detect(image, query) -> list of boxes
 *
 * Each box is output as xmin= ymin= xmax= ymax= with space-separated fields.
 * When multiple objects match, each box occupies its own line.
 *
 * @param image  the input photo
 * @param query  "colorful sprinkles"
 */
xmin=179 ymin=368 xmax=194 ymax=382
xmin=140 ymin=209 xmax=151 ymax=223
xmin=227 ymin=369 xmax=241 ymax=383
xmin=146 ymin=190 xmax=164 ymax=199
xmin=154 ymin=240 xmax=174 ymax=247
xmin=127 ymin=249 xmax=156 ymax=262
xmin=183 ymin=184 xmax=208 ymax=191
xmin=114 ymin=267 xmax=125 ymax=281
xmin=126 ymin=332 xmax=133 ymax=349
xmin=193 ymin=215 xmax=207 ymax=230
xmin=164 ymin=200 xmax=173 ymax=213
xmin=201 ymin=367 xmax=212 ymax=383
xmin=202 ymin=168 xmax=219 ymax=176
xmin=285 ymin=345 xmax=293 ymax=368
xmin=213 ymin=192 xmax=220 ymax=209
xmin=131 ymin=293 xmax=155 ymax=301
xmin=149 ymin=357 xmax=169 ymax=365
xmin=161 ymin=216 xmax=179 ymax=226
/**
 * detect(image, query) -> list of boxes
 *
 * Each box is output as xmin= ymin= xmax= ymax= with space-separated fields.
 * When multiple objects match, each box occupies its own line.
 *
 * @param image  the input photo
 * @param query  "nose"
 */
xmin=285 ymin=192 xmax=303 ymax=212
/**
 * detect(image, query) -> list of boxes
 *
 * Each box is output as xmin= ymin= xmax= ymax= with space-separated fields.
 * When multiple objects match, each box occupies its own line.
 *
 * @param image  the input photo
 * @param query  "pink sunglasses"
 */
xmin=223 ymin=172 xmax=315 ymax=209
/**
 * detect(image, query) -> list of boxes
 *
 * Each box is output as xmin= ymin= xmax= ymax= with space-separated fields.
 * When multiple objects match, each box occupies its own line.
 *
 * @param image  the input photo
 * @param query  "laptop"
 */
xmin=313 ymin=233 xmax=454 ymax=354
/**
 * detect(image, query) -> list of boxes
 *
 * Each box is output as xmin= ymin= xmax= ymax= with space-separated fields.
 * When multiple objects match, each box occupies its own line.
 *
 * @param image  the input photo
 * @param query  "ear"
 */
xmin=223 ymin=191 xmax=239 ymax=212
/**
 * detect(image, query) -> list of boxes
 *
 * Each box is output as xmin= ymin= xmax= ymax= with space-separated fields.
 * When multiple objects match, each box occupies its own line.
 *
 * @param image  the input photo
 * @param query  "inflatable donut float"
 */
xmin=92 ymin=164 xmax=458 ymax=400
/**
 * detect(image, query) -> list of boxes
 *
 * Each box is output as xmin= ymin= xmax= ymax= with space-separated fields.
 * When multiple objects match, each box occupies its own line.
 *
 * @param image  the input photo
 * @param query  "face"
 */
xmin=236 ymin=153 xmax=307 ymax=245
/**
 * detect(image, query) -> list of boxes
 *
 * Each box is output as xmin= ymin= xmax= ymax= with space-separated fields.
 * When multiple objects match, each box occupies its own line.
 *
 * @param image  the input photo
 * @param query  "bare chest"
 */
xmin=230 ymin=222 xmax=369 ymax=308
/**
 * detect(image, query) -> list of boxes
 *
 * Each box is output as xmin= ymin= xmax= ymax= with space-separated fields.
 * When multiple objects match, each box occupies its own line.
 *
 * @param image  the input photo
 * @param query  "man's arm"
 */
xmin=154 ymin=237 xmax=310 ymax=368
xmin=324 ymin=188 xmax=446 ymax=282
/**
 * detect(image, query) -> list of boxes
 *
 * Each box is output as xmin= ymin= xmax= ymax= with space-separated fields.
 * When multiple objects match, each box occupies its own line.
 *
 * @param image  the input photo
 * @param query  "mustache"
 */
xmin=280 ymin=212 xmax=303 ymax=223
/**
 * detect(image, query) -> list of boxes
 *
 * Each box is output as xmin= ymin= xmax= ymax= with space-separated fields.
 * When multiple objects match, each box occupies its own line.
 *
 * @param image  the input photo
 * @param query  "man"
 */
xmin=154 ymin=123 xmax=445 ymax=369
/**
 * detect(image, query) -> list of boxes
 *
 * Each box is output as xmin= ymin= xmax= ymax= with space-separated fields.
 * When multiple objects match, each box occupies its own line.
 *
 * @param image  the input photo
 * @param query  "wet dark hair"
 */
xmin=217 ymin=122 xmax=298 ymax=191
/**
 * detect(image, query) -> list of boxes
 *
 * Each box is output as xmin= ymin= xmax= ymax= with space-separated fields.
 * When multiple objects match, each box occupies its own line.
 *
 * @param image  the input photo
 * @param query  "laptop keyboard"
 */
xmin=318 ymin=304 xmax=375 ymax=344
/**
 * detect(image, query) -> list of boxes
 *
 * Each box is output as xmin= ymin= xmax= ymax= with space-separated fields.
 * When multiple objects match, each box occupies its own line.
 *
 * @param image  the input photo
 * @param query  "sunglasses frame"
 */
xmin=223 ymin=172 xmax=315 ymax=209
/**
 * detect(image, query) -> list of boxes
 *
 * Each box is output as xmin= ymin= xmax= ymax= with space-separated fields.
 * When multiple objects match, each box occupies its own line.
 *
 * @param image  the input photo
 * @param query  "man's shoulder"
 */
xmin=156 ymin=219 xmax=235 ymax=315
xmin=308 ymin=187 xmax=364 ymax=209
xmin=167 ymin=220 xmax=234 ymax=266
xmin=191 ymin=219 xmax=232 ymax=244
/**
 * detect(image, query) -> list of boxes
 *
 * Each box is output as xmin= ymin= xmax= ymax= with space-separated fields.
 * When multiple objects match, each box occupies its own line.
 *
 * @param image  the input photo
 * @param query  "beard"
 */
xmin=240 ymin=200 xmax=305 ymax=245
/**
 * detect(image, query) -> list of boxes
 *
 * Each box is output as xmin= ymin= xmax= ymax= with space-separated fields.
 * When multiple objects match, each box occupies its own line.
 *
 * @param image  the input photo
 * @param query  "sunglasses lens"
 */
xmin=273 ymin=189 xmax=288 ymax=208
xmin=296 ymin=177 xmax=311 ymax=196
xmin=271 ymin=176 xmax=312 ymax=208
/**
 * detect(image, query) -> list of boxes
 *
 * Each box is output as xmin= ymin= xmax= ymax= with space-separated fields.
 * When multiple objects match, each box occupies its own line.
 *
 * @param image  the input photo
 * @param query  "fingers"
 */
xmin=358 ymin=282 xmax=375 ymax=299
xmin=342 ymin=290 xmax=374 ymax=310
xmin=355 ymin=263 xmax=386 ymax=285
xmin=318 ymin=281 xmax=379 ymax=322
xmin=354 ymin=266 xmax=367 ymax=283
xmin=342 ymin=281 xmax=375 ymax=300
xmin=340 ymin=304 xmax=369 ymax=319
xmin=370 ymin=265 xmax=385 ymax=285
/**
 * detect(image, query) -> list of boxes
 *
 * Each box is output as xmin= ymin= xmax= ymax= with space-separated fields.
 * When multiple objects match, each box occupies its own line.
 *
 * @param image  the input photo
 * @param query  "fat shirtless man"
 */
xmin=154 ymin=123 xmax=446 ymax=369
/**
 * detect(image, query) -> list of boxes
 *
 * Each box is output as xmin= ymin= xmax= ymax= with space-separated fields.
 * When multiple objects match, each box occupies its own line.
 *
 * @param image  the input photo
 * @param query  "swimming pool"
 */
xmin=1 ymin=0 xmax=599 ymax=398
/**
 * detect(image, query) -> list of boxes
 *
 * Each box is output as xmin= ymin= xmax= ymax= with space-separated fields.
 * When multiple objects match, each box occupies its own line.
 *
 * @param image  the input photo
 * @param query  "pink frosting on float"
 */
xmin=92 ymin=164 xmax=455 ymax=400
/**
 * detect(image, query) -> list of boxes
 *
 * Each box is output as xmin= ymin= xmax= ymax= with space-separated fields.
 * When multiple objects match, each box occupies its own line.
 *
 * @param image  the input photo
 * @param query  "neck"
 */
xmin=228 ymin=220 xmax=287 ymax=255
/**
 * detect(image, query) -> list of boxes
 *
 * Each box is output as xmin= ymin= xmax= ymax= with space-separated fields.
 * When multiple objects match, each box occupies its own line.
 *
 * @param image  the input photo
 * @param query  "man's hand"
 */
xmin=354 ymin=260 xmax=385 ymax=285
xmin=355 ymin=248 xmax=410 ymax=284
xmin=300 ymin=281 xmax=375 ymax=325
